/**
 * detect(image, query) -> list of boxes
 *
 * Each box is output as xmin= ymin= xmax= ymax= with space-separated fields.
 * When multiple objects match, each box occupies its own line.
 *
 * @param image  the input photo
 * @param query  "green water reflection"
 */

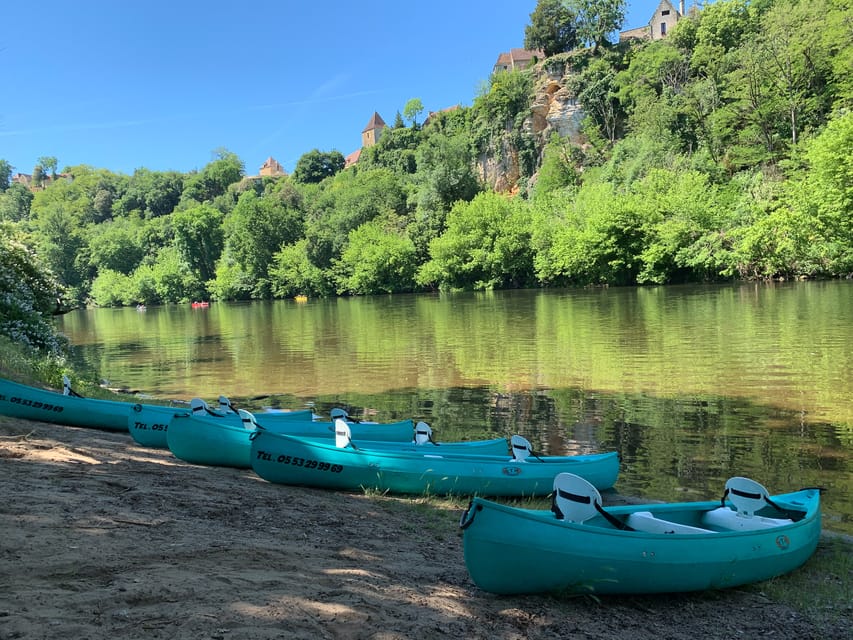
xmin=57 ymin=281 xmax=853 ymax=533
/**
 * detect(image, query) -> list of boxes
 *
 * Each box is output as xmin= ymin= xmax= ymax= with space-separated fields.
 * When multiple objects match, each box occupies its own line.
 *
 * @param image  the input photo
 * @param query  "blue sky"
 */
xmin=2 ymin=1 xmax=661 ymax=177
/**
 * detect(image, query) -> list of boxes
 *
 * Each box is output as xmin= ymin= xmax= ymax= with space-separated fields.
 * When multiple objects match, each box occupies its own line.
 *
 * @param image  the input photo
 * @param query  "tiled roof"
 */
xmin=362 ymin=112 xmax=386 ymax=132
xmin=344 ymin=149 xmax=361 ymax=167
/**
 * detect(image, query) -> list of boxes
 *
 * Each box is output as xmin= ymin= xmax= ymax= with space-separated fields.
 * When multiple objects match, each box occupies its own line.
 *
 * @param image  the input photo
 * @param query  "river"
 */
xmin=56 ymin=281 xmax=853 ymax=533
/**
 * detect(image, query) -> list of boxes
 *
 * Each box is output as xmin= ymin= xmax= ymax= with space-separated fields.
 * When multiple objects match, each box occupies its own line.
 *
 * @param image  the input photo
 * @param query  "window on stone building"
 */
xmin=661 ymin=22 xmax=667 ymax=36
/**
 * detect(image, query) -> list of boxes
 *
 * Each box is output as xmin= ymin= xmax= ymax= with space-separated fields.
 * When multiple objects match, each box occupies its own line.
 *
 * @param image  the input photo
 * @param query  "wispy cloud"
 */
xmin=0 ymin=114 xmax=193 ymax=138
xmin=246 ymin=88 xmax=384 ymax=113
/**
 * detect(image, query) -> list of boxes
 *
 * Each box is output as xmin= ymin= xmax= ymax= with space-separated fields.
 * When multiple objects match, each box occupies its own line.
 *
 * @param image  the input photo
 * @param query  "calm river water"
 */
xmin=56 ymin=281 xmax=853 ymax=534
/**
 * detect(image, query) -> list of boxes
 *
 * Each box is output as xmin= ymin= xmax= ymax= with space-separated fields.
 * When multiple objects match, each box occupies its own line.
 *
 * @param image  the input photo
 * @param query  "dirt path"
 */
xmin=0 ymin=417 xmax=845 ymax=639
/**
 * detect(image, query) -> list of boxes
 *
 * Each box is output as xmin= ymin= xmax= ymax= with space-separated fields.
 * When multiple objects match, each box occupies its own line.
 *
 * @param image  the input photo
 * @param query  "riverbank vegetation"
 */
xmin=1 ymin=0 xmax=852 ymax=310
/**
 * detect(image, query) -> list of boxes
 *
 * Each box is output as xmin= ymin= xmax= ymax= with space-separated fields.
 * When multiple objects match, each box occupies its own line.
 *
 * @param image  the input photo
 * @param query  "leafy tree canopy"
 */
xmin=524 ymin=0 xmax=578 ymax=57
xmin=293 ymin=149 xmax=345 ymax=184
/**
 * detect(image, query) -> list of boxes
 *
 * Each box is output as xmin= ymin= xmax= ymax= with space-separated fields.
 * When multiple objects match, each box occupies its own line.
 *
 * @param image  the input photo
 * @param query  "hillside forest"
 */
xmin=1 ymin=0 xmax=852 ymax=354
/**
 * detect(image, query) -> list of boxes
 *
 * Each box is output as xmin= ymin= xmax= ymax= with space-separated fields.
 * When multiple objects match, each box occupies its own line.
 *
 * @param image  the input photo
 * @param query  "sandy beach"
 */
xmin=0 ymin=415 xmax=847 ymax=639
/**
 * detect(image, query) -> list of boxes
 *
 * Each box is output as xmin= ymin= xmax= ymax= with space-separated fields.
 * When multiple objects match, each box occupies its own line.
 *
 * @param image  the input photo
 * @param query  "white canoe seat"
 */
xmin=700 ymin=477 xmax=795 ymax=531
xmin=552 ymin=473 xmax=603 ymax=523
xmin=626 ymin=511 xmax=713 ymax=535
xmin=701 ymin=507 xmax=794 ymax=531
xmin=510 ymin=435 xmax=532 ymax=462
xmin=334 ymin=418 xmax=357 ymax=449
xmin=237 ymin=409 xmax=259 ymax=430
xmin=330 ymin=408 xmax=349 ymax=420
xmin=414 ymin=421 xmax=435 ymax=445
xmin=62 ymin=375 xmax=83 ymax=397
xmin=218 ymin=395 xmax=237 ymax=414
xmin=552 ymin=473 xmax=634 ymax=530
xmin=191 ymin=398 xmax=210 ymax=416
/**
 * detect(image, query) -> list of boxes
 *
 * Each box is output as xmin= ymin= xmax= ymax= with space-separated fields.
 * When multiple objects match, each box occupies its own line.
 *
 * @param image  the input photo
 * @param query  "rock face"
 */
xmin=479 ymin=61 xmax=584 ymax=193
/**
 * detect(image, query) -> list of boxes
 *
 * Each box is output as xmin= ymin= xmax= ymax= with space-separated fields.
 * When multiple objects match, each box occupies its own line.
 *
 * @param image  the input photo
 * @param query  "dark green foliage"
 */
xmin=524 ymin=0 xmax=578 ymax=57
xmin=0 ymin=160 xmax=12 ymax=192
xmin=0 ymin=183 xmax=33 ymax=222
xmin=305 ymin=168 xmax=408 ymax=270
xmin=182 ymin=150 xmax=244 ymax=204
xmin=4 ymin=0 xmax=852 ymax=310
xmin=116 ymin=168 xmax=183 ymax=219
xmin=171 ymin=204 xmax=225 ymax=283
xmin=293 ymin=149 xmax=345 ymax=184
xmin=0 ymin=231 xmax=68 ymax=353
xmin=221 ymin=190 xmax=305 ymax=298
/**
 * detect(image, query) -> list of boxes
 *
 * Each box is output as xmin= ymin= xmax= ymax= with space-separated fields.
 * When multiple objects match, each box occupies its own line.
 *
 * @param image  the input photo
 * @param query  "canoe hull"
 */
xmin=250 ymin=429 xmax=619 ymax=496
xmin=165 ymin=414 xmax=422 ymax=467
xmin=129 ymin=407 xmax=322 ymax=449
xmin=460 ymin=489 xmax=822 ymax=595
xmin=128 ymin=405 xmax=187 ymax=447
xmin=167 ymin=414 xmax=254 ymax=468
xmin=0 ymin=376 xmax=177 ymax=432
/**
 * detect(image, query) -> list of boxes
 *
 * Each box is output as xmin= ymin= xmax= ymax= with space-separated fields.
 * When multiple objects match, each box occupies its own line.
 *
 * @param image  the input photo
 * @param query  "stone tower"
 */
xmin=361 ymin=112 xmax=386 ymax=148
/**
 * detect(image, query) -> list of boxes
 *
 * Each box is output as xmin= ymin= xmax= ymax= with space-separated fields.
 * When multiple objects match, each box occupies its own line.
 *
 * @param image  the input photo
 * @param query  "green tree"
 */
xmin=89 ymin=268 xmax=131 ymax=307
xmin=357 ymin=125 xmax=422 ymax=174
xmin=269 ymin=239 xmax=331 ymax=298
xmin=533 ymin=134 xmax=580 ymax=197
xmin=171 ymin=204 xmax=224 ymax=283
xmin=115 ymin=168 xmax=183 ymax=218
xmin=33 ymin=203 xmax=87 ymax=296
xmin=793 ymin=111 xmax=853 ymax=273
xmin=335 ymin=220 xmax=417 ymax=294
xmin=0 ymin=183 xmax=34 ymax=222
xmin=305 ymin=168 xmax=407 ymax=269
xmin=403 ymin=98 xmax=425 ymax=127
xmin=182 ymin=150 xmax=244 ymax=203
xmin=146 ymin=245 xmax=202 ymax=303
xmin=87 ymin=217 xmax=146 ymax=275
xmin=293 ymin=149 xmax=345 ymax=184
xmin=32 ymin=166 xmax=44 ymax=188
xmin=417 ymin=191 xmax=534 ymax=290
xmin=224 ymin=191 xmax=305 ymax=296
xmin=0 ymin=232 xmax=68 ymax=353
xmin=0 ymin=160 xmax=12 ymax=192
xmin=566 ymin=0 xmax=627 ymax=53
xmin=524 ymin=0 xmax=578 ymax=57
xmin=208 ymin=260 xmax=256 ymax=301
xmin=37 ymin=156 xmax=58 ymax=180
xmin=531 ymin=180 xmax=644 ymax=286
xmin=571 ymin=56 xmax=621 ymax=143
xmin=755 ymin=0 xmax=831 ymax=147
xmin=413 ymin=132 xmax=481 ymax=241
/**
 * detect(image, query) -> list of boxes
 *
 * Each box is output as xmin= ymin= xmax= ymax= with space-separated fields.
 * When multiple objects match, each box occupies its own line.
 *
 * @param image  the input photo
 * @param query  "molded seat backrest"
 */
xmin=218 ymin=395 xmax=236 ymax=414
xmin=700 ymin=476 xmax=795 ymax=530
xmin=553 ymin=472 xmax=602 ymax=523
xmin=414 ymin=422 xmax=433 ymax=445
xmin=725 ymin=476 xmax=771 ymax=516
xmin=510 ymin=435 xmax=532 ymax=462
xmin=62 ymin=375 xmax=72 ymax=396
xmin=626 ymin=511 xmax=713 ymax=535
xmin=335 ymin=418 xmax=354 ymax=448
xmin=330 ymin=408 xmax=349 ymax=420
xmin=237 ymin=409 xmax=257 ymax=430
xmin=191 ymin=398 xmax=209 ymax=416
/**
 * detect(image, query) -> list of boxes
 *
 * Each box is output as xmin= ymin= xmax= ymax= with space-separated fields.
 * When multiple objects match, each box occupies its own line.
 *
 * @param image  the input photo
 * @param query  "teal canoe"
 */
xmin=460 ymin=474 xmax=822 ymax=595
xmin=249 ymin=419 xmax=620 ymax=496
xmin=0 ymin=376 xmax=182 ymax=432
xmin=166 ymin=411 xmax=421 ymax=468
xmin=129 ymin=398 xmax=315 ymax=449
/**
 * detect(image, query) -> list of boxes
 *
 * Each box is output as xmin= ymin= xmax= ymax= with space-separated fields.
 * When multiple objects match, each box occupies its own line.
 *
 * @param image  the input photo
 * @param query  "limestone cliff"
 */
xmin=478 ymin=58 xmax=584 ymax=193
